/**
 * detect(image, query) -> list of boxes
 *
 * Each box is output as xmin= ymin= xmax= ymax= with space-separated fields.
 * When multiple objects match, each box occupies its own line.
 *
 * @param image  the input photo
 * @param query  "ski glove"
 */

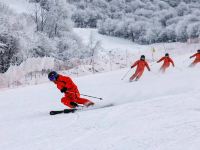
xmin=60 ymin=87 xmax=68 ymax=93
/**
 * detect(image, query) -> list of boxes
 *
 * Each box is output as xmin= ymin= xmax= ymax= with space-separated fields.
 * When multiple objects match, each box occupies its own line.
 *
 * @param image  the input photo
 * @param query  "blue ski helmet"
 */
xmin=48 ymin=71 xmax=58 ymax=81
xmin=197 ymin=49 xmax=200 ymax=53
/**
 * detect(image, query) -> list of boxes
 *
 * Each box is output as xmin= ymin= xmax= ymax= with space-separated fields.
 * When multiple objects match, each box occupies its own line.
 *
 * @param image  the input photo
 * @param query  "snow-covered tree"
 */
xmin=44 ymin=0 xmax=72 ymax=38
xmin=69 ymin=0 xmax=200 ymax=44
xmin=187 ymin=22 xmax=200 ymax=38
xmin=0 ymin=0 xmax=91 ymax=73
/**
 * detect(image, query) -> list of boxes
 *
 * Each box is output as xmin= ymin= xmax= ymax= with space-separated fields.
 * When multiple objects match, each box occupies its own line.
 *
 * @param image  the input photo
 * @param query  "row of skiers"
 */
xmin=130 ymin=49 xmax=200 ymax=82
xmin=47 ymin=50 xmax=200 ymax=109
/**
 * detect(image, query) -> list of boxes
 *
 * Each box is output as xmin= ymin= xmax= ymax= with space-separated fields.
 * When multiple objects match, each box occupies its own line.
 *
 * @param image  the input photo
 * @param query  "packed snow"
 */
xmin=1 ymin=54 xmax=200 ymax=150
xmin=73 ymin=28 xmax=147 ymax=51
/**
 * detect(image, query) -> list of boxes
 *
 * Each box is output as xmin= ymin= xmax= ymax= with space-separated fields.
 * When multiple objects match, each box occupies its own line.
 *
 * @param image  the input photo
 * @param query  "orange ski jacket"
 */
xmin=157 ymin=57 xmax=175 ymax=67
xmin=53 ymin=75 xmax=78 ymax=92
xmin=190 ymin=53 xmax=200 ymax=63
xmin=131 ymin=60 xmax=150 ymax=71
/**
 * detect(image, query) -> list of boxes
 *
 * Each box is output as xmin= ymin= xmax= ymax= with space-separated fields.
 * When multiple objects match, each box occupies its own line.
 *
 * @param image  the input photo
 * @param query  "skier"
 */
xmin=48 ymin=71 xmax=94 ymax=108
xmin=157 ymin=53 xmax=175 ymax=73
xmin=129 ymin=55 xmax=150 ymax=82
xmin=189 ymin=50 xmax=200 ymax=67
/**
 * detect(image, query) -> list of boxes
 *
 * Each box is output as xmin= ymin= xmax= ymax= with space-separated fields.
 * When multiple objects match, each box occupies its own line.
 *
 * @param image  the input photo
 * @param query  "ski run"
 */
xmin=1 ymin=59 xmax=200 ymax=150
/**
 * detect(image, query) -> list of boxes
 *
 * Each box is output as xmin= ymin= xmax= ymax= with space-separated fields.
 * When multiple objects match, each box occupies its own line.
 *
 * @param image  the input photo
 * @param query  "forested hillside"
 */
xmin=0 ymin=0 xmax=91 ymax=73
xmin=69 ymin=0 xmax=200 ymax=44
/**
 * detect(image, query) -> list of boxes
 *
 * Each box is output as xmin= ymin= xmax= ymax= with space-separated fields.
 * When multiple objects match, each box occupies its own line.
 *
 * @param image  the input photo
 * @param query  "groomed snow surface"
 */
xmin=1 ymin=57 xmax=200 ymax=150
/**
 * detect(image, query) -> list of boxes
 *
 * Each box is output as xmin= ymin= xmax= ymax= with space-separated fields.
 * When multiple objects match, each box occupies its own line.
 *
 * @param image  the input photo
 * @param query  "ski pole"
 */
xmin=80 ymin=93 xmax=103 ymax=100
xmin=66 ymin=91 xmax=103 ymax=100
xmin=121 ymin=68 xmax=131 ymax=80
xmin=150 ymin=61 xmax=157 ymax=67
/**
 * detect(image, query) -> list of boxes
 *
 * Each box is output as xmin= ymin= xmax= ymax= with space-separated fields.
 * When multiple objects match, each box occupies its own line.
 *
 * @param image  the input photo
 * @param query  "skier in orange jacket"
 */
xmin=130 ymin=55 xmax=150 ymax=81
xmin=48 ymin=71 xmax=94 ymax=108
xmin=189 ymin=50 xmax=200 ymax=67
xmin=157 ymin=53 xmax=175 ymax=73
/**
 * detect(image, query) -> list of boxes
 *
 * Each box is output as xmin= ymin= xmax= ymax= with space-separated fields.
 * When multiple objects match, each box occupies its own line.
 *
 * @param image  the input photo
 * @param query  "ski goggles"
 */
xmin=48 ymin=75 xmax=57 ymax=81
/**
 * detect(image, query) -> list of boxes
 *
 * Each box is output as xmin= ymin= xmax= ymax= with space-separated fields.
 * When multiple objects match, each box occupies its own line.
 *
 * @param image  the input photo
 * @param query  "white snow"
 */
xmin=1 ymin=0 xmax=34 ymax=14
xmin=1 ymin=57 xmax=200 ymax=150
xmin=74 ymin=28 xmax=147 ymax=51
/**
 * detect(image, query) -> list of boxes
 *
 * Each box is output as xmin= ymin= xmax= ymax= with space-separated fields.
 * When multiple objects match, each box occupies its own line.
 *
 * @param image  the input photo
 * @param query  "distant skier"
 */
xmin=129 ymin=55 xmax=150 ymax=82
xmin=189 ymin=50 xmax=200 ymax=67
xmin=157 ymin=53 xmax=175 ymax=73
xmin=48 ymin=71 xmax=94 ymax=108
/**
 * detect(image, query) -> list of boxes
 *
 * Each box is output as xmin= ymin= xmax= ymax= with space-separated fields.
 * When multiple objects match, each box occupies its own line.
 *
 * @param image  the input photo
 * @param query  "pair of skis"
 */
xmin=50 ymin=108 xmax=77 ymax=115
xmin=50 ymin=103 xmax=114 ymax=115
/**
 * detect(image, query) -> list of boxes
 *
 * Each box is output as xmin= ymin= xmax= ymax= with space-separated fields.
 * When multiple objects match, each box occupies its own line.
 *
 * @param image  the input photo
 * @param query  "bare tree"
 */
xmin=88 ymin=31 xmax=101 ymax=73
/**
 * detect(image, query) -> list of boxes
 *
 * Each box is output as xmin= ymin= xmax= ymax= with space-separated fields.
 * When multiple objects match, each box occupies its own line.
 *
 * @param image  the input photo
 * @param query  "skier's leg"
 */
xmin=61 ymin=97 xmax=76 ymax=108
xmin=162 ymin=66 xmax=166 ymax=73
xmin=190 ymin=60 xmax=200 ymax=67
xmin=75 ymin=97 xmax=94 ymax=107
xmin=160 ymin=65 xmax=168 ymax=73
xmin=130 ymin=71 xmax=138 ymax=81
xmin=69 ymin=89 xmax=94 ymax=107
xmin=135 ymin=70 xmax=144 ymax=80
xmin=159 ymin=64 xmax=165 ymax=73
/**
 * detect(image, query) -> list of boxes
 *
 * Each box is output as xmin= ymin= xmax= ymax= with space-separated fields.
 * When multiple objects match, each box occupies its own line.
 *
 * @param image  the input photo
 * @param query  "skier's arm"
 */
xmin=56 ymin=83 xmax=64 ymax=91
xmin=145 ymin=61 xmax=151 ymax=71
xmin=57 ymin=76 xmax=73 ymax=91
xmin=190 ymin=53 xmax=197 ymax=59
xmin=131 ymin=60 xmax=139 ymax=68
xmin=57 ymin=82 xmax=69 ymax=93
xmin=60 ymin=87 xmax=68 ymax=93
xmin=157 ymin=57 xmax=164 ymax=63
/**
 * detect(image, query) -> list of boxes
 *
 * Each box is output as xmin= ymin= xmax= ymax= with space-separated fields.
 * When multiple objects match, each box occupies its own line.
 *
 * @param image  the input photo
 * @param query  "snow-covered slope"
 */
xmin=1 ymin=59 xmax=200 ymax=150
xmin=73 ymin=28 xmax=148 ymax=51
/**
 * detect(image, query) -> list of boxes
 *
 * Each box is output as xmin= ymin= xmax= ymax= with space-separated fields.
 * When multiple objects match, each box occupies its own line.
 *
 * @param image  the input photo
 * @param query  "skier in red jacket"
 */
xmin=129 ymin=55 xmax=150 ymax=82
xmin=157 ymin=53 xmax=175 ymax=73
xmin=48 ymin=71 xmax=94 ymax=108
xmin=189 ymin=50 xmax=200 ymax=67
